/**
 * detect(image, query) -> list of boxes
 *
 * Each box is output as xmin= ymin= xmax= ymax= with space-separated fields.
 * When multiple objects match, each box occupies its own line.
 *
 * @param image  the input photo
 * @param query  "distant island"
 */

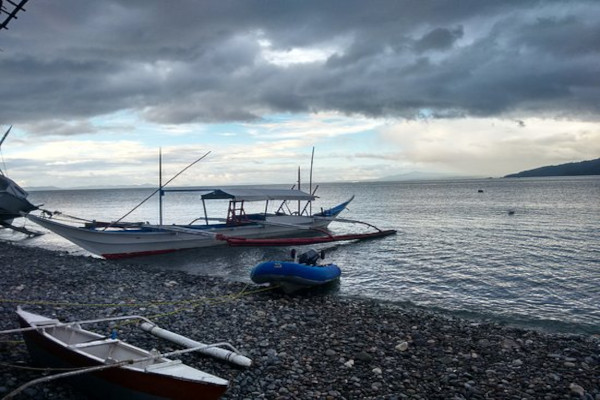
xmin=504 ymin=158 xmax=600 ymax=178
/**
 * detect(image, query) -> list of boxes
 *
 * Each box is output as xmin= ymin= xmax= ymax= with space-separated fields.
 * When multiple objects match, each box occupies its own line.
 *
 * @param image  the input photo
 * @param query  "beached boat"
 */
xmin=251 ymin=249 xmax=342 ymax=293
xmin=15 ymin=307 xmax=229 ymax=400
xmin=27 ymin=189 xmax=360 ymax=259
xmin=0 ymin=127 xmax=38 ymax=233
xmin=27 ymin=150 xmax=395 ymax=258
xmin=0 ymin=174 xmax=36 ymax=222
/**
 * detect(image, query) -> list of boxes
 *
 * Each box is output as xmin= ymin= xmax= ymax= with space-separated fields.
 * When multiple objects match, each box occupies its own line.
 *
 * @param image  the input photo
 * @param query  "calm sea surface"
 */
xmin=6 ymin=176 xmax=600 ymax=334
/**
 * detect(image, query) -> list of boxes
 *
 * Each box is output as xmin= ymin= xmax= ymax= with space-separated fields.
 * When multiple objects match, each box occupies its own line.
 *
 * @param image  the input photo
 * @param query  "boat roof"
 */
xmin=199 ymin=188 xmax=315 ymax=202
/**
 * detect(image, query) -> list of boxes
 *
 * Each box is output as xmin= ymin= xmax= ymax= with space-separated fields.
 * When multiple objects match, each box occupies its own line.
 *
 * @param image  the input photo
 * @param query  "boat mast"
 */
xmin=309 ymin=146 xmax=314 ymax=216
xmin=297 ymin=166 xmax=301 ymax=215
xmin=106 ymin=151 xmax=210 ymax=229
xmin=159 ymin=148 xmax=163 ymax=225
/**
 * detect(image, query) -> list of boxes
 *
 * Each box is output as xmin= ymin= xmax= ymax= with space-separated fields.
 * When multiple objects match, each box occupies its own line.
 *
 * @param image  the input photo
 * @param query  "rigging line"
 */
xmin=105 ymin=151 xmax=211 ymax=230
xmin=39 ymin=209 xmax=96 ymax=223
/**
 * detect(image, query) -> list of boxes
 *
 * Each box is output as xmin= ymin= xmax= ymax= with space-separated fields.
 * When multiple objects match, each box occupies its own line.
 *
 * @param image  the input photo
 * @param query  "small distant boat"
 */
xmin=250 ymin=249 xmax=342 ymax=293
xmin=15 ymin=307 xmax=229 ymax=400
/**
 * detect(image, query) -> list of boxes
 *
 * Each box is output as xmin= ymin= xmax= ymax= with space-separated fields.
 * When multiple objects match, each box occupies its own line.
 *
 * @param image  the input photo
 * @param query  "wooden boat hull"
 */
xmin=27 ymin=212 xmax=338 ymax=259
xmin=250 ymin=261 xmax=341 ymax=293
xmin=17 ymin=309 xmax=228 ymax=400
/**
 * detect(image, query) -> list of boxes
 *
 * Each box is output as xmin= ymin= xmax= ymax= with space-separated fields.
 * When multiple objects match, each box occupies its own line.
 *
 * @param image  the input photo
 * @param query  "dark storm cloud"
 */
xmin=1 ymin=0 xmax=599 ymax=128
xmin=413 ymin=26 xmax=464 ymax=53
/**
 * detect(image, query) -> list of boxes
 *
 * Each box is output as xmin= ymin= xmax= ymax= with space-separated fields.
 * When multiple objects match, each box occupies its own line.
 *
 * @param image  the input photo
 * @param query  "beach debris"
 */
xmin=569 ymin=382 xmax=585 ymax=396
xmin=512 ymin=359 xmax=523 ymax=367
xmin=395 ymin=341 xmax=409 ymax=352
xmin=501 ymin=338 xmax=520 ymax=350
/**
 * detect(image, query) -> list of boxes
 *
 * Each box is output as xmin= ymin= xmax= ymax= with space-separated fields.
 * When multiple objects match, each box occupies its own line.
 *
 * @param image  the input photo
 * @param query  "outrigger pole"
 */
xmin=0 ymin=219 xmax=42 ymax=237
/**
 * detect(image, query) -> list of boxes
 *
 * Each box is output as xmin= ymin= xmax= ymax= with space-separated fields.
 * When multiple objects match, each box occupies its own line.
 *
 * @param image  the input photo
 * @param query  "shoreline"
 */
xmin=1 ymin=241 xmax=598 ymax=399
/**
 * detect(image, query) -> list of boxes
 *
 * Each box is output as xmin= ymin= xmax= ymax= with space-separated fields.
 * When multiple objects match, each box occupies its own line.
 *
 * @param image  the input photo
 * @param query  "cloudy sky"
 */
xmin=1 ymin=0 xmax=599 ymax=188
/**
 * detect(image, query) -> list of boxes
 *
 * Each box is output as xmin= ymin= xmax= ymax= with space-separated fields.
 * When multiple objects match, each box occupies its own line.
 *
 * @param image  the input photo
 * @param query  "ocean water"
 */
xmin=6 ymin=176 xmax=600 ymax=334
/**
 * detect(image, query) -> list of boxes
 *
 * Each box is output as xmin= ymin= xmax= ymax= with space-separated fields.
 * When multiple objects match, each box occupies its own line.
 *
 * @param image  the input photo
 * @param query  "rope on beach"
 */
xmin=0 ymin=283 xmax=280 ymax=339
xmin=0 ymin=283 xmax=278 ymax=310
xmin=0 ymin=284 xmax=274 ymax=378
xmin=0 ymin=361 xmax=84 ymax=372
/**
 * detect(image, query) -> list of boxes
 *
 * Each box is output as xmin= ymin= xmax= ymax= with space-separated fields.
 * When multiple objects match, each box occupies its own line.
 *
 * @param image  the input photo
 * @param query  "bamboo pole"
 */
xmin=140 ymin=322 xmax=251 ymax=367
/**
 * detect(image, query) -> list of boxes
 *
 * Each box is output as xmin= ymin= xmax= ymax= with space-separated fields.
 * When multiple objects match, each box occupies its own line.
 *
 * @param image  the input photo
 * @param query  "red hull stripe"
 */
xmin=102 ymin=248 xmax=178 ymax=259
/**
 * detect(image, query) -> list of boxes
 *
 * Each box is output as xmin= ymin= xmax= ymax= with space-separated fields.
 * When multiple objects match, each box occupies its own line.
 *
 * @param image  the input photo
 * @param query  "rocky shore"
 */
xmin=0 ymin=241 xmax=598 ymax=399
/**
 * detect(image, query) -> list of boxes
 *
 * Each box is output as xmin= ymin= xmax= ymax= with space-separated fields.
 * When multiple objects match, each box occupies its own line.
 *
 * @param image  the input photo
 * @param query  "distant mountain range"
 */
xmin=504 ymin=158 xmax=600 ymax=178
xmin=377 ymin=171 xmax=457 ymax=181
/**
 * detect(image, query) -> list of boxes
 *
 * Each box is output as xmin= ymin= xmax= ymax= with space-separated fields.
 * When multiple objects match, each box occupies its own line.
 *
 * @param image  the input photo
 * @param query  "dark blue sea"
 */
xmin=5 ymin=176 xmax=600 ymax=334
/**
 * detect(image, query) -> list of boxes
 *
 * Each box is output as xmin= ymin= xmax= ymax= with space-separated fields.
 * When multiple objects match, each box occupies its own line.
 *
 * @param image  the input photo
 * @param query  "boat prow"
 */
xmin=0 ymin=127 xmax=40 ymax=235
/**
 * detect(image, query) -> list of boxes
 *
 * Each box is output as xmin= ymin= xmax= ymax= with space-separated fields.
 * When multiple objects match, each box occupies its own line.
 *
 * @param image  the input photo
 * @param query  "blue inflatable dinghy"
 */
xmin=250 ymin=249 xmax=341 ymax=293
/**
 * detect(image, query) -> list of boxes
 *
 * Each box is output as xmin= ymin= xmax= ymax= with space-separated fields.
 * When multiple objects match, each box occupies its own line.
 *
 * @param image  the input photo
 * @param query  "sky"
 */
xmin=1 ymin=0 xmax=599 ymax=188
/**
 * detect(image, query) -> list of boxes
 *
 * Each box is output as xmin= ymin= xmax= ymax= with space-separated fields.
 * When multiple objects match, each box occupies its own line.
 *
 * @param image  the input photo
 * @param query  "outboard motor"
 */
xmin=298 ymin=249 xmax=321 ymax=265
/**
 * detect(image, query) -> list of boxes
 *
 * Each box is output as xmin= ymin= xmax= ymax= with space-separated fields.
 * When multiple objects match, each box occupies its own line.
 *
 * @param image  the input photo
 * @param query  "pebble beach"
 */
xmin=0 ymin=241 xmax=598 ymax=399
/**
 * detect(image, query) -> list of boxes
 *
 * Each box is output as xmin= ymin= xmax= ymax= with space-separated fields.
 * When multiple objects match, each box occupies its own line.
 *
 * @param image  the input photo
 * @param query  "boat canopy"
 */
xmin=200 ymin=188 xmax=315 ymax=202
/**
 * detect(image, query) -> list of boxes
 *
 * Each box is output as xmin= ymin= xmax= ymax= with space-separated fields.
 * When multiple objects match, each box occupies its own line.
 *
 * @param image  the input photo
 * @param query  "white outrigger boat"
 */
xmin=26 ymin=151 xmax=395 ymax=259
xmin=27 ymin=188 xmax=369 ymax=259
